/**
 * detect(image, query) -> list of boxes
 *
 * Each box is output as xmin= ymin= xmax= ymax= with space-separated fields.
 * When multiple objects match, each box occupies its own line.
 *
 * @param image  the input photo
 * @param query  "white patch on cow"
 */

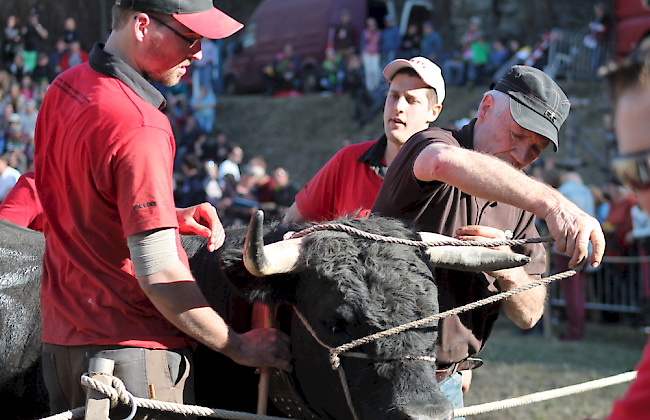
xmin=88 ymin=298 xmax=94 ymax=307
xmin=0 ymin=294 xmax=37 ymax=372
xmin=0 ymin=267 xmax=39 ymax=288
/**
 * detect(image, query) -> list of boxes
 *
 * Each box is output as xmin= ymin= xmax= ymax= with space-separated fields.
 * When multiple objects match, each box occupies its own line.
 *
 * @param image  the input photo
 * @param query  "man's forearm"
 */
xmin=137 ymin=260 xmax=241 ymax=357
xmin=415 ymin=143 xmax=561 ymax=219
xmin=491 ymin=267 xmax=546 ymax=329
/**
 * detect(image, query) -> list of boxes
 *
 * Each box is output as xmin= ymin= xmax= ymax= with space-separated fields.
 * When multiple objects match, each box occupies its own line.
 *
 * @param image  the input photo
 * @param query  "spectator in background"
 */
xmin=175 ymin=154 xmax=207 ymax=208
xmin=486 ymin=39 xmax=510 ymax=77
xmin=0 ymin=151 xmax=20 ymax=201
xmin=361 ymin=17 xmax=381 ymax=92
xmin=263 ymin=43 xmax=301 ymax=95
xmin=554 ymin=171 xmax=595 ymax=342
xmin=248 ymin=156 xmax=274 ymax=204
xmin=220 ymin=165 xmax=262 ymax=227
xmin=218 ymin=143 xmax=243 ymax=185
xmin=0 ymin=171 xmax=43 ymax=231
xmin=332 ymin=9 xmax=358 ymax=64
xmin=21 ymin=9 xmax=48 ymax=72
xmin=204 ymin=160 xmax=222 ymax=208
xmin=48 ymin=38 xmax=67 ymax=75
xmin=8 ymin=54 xmax=26 ymax=84
xmin=165 ymin=76 xmax=190 ymax=119
xmin=399 ymin=23 xmax=421 ymax=59
xmin=19 ymin=99 xmax=37 ymax=140
xmin=343 ymin=53 xmax=368 ymax=121
xmin=590 ymin=184 xmax=611 ymax=224
xmin=320 ymin=47 xmax=345 ymax=94
xmin=31 ymin=52 xmax=56 ymax=84
xmin=420 ymin=21 xmax=442 ymax=62
xmin=380 ymin=15 xmax=401 ymax=68
xmin=603 ymin=181 xmax=637 ymax=257
xmin=191 ymin=85 xmax=217 ymax=134
xmin=271 ymin=167 xmax=298 ymax=218
xmin=214 ymin=130 xmax=229 ymax=164
xmin=61 ymin=17 xmax=81 ymax=48
xmin=2 ymin=15 xmax=23 ymax=66
xmin=60 ymin=40 xmax=89 ymax=71
xmin=586 ymin=3 xmax=612 ymax=79
xmin=192 ymin=36 xmax=217 ymax=94
xmin=466 ymin=34 xmax=491 ymax=87
xmin=442 ymin=17 xmax=482 ymax=87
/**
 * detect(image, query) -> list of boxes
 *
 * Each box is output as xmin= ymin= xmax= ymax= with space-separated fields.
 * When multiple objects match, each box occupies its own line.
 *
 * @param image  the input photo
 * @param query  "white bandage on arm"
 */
xmin=127 ymin=228 xmax=180 ymax=277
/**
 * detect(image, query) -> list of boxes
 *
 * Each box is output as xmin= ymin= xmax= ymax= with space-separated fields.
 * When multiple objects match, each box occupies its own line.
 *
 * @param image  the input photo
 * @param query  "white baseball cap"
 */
xmin=383 ymin=57 xmax=446 ymax=104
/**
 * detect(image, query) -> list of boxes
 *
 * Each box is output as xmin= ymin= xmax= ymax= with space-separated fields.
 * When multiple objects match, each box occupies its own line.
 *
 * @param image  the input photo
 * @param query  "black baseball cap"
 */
xmin=116 ymin=0 xmax=243 ymax=39
xmin=491 ymin=65 xmax=570 ymax=152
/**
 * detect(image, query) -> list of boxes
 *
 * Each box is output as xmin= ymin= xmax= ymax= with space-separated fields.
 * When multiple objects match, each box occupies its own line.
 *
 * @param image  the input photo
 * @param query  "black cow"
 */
xmin=0 ymin=213 xmax=529 ymax=420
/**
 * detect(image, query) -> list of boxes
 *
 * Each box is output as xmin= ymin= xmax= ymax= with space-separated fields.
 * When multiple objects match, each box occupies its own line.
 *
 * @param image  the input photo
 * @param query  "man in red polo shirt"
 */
xmin=33 ymin=0 xmax=290 ymax=416
xmin=0 ymin=171 xmax=43 ymax=231
xmin=283 ymin=57 xmax=445 ymax=224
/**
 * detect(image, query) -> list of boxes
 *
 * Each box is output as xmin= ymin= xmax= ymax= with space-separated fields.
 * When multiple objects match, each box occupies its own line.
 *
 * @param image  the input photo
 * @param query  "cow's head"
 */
xmin=225 ymin=211 xmax=529 ymax=420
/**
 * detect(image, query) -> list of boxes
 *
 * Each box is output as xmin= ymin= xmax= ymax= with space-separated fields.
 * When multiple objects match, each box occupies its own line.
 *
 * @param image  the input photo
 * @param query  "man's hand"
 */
xmin=176 ymin=203 xmax=225 ymax=252
xmin=543 ymin=203 xmax=605 ymax=269
xmin=223 ymin=328 xmax=293 ymax=372
xmin=456 ymin=225 xmax=544 ymax=329
xmin=456 ymin=225 xmax=519 ymax=278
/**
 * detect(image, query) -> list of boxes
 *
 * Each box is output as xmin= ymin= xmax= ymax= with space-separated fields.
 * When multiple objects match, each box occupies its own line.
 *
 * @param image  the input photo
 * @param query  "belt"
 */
xmin=435 ymin=357 xmax=483 ymax=382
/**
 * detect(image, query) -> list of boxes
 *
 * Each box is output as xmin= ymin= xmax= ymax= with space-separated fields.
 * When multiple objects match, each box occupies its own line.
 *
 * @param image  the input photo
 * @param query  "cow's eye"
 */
xmin=327 ymin=319 xmax=348 ymax=335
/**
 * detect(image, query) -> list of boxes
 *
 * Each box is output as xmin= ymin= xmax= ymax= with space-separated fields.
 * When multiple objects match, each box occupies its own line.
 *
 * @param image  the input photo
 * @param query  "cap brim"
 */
xmin=508 ymin=97 xmax=559 ymax=152
xmin=383 ymin=59 xmax=411 ymax=82
xmin=173 ymin=8 xmax=243 ymax=39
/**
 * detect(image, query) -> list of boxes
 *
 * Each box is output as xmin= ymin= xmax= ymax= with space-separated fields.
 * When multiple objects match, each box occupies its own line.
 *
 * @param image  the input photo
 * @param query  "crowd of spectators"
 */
xmin=0 ymin=11 xmax=88 ymax=197
xmin=0 ymin=10 xmax=299 ymax=227
xmin=528 ymin=158 xmax=650 ymax=338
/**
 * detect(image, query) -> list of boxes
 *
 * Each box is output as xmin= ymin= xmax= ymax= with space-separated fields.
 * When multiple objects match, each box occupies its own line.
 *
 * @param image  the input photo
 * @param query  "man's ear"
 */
xmin=427 ymin=103 xmax=443 ymax=124
xmin=133 ymin=13 xmax=151 ymax=43
xmin=477 ymin=94 xmax=493 ymax=122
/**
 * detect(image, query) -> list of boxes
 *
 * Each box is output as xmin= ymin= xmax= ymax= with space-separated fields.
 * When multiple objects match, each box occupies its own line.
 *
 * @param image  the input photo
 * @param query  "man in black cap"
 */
xmin=34 ymin=1 xmax=291 ymax=417
xmin=372 ymin=65 xmax=605 ymax=415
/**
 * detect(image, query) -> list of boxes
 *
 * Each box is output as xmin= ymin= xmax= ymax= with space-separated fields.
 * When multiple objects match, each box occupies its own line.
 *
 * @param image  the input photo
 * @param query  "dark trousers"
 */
xmin=555 ymin=254 xmax=585 ymax=339
xmin=42 ymin=343 xmax=195 ymax=420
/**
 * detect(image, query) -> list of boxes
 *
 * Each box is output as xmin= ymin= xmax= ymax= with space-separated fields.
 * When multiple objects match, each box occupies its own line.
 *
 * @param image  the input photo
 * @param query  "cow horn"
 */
xmin=419 ymin=232 xmax=531 ymax=272
xmin=244 ymin=210 xmax=305 ymax=276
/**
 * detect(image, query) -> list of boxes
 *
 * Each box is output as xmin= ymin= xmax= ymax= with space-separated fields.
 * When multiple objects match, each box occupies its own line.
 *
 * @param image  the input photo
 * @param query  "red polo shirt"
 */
xmin=295 ymin=138 xmax=387 ymax=222
xmin=0 ymin=171 xmax=44 ymax=232
xmin=34 ymin=44 xmax=191 ymax=349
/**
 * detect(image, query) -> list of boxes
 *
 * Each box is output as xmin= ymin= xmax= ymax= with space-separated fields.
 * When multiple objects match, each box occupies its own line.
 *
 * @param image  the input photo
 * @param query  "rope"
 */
xmin=329 ymin=265 xmax=580 ymax=368
xmin=290 ymin=223 xmax=551 ymax=249
xmin=38 ymin=407 xmax=85 ymax=420
xmin=454 ymin=370 xmax=638 ymax=417
xmin=76 ymin=374 xmax=291 ymax=420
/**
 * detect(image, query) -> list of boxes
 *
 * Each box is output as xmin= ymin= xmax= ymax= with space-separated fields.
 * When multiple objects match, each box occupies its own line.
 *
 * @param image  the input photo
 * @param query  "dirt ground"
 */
xmin=214 ymin=80 xmax=613 ymax=189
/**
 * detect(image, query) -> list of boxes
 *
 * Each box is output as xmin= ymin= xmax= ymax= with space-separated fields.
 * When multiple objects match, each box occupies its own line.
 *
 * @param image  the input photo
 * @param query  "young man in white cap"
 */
xmin=33 ymin=1 xmax=291 ymax=416
xmin=372 ymin=65 xmax=605 ymax=415
xmin=283 ymin=56 xmax=444 ymax=224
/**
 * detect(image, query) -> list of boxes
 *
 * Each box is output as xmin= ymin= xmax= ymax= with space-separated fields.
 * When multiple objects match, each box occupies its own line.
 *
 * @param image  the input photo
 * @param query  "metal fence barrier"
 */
xmin=550 ymin=251 xmax=650 ymax=316
xmin=545 ymin=28 xmax=615 ymax=81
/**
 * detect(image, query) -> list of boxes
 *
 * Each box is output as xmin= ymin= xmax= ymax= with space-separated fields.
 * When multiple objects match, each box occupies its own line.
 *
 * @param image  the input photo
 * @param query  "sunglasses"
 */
xmin=611 ymin=150 xmax=650 ymax=191
xmin=147 ymin=15 xmax=201 ymax=49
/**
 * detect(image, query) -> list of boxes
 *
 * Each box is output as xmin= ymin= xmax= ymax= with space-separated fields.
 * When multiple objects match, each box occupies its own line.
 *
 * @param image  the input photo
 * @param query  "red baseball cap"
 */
xmin=116 ymin=0 xmax=243 ymax=39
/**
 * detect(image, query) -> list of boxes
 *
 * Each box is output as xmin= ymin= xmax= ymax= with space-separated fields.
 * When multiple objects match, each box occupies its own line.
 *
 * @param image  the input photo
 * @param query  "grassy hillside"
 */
xmin=215 ymin=80 xmax=613 ymax=188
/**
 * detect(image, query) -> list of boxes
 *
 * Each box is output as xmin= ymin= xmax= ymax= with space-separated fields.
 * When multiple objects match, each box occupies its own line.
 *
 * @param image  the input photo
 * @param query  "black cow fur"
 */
xmin=1 ymin=215 xmax=453 ymax=420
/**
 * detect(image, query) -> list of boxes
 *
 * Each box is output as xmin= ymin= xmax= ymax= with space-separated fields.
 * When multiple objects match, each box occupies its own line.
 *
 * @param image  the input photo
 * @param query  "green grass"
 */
xmin=463 ymin=316 xmax=648 ymax=419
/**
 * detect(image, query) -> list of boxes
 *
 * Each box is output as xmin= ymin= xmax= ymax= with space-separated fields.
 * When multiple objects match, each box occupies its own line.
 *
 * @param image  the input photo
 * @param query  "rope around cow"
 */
xmin=38 ymin=225 xmax=625 ymax=420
